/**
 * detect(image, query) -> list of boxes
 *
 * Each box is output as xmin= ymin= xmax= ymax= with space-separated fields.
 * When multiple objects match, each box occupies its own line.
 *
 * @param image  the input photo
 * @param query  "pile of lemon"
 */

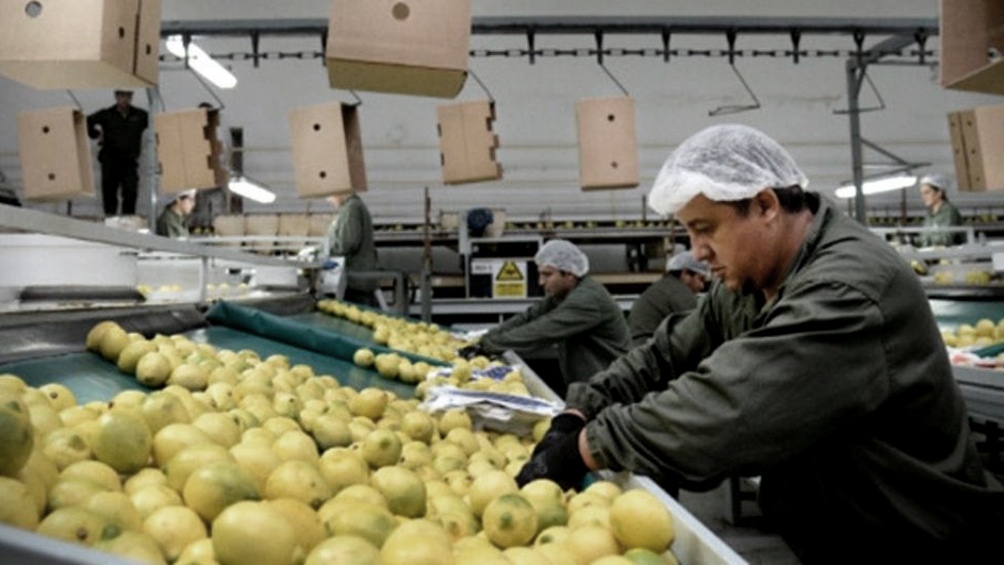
xmin=941 ymin=317 xmax=1004 ymax=349
xmin=352 ymin=347 xmax=531 ymax=398
xmin=317 ymin=299 xmax=470 ymax=362
xmin=0 ymin=329 xmax=680 ymax=565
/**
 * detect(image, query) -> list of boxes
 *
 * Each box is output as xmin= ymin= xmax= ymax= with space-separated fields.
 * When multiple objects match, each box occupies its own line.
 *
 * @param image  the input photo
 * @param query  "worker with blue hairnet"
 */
xmin=627 ymin=250 xmax=708 ymax=347
xmin=460 ymin=239 xmax=630 ymax=396
xmin=515 ymin=124 xmax=1004 ymax=562
xmin=917 ymin=173 xmax=965 ymax=247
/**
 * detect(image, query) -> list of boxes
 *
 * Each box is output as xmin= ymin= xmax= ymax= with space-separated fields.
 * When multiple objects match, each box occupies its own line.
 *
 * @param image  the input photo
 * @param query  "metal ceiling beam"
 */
xmin=160 ymin=16 xmax=938 ymax=39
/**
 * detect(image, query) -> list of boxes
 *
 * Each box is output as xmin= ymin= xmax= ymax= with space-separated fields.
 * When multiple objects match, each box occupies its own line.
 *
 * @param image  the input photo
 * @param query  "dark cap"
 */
xmin=114 ymin=90 xmax=134 ymax=96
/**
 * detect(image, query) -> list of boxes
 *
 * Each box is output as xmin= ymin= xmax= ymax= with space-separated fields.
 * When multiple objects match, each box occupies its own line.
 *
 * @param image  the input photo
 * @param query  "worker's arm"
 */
xmin=480 ymin=289 xmax=606 ymax=355
xmin=328 ymin=202 xmax=363 ymax=256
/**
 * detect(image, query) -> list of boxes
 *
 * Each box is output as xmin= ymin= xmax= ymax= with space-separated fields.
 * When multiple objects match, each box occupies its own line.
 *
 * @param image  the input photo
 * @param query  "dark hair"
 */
xmin=727 ymin=185 xmax=807 ymax=216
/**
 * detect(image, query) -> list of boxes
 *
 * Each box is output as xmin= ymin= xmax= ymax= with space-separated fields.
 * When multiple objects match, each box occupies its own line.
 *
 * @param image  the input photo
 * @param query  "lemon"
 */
xmin=482 ymin=493 xmax=538 ymax=548
xmin=92 ymin=410 xmax=152 ymax=473
xmin=435 ymin=508 xmax=480 ymax=541
xmin=535 ymin=541 xmax=581 ymax=565
xmin=565 ymin=524 xmax=621 ymax=563
xmin=16 ymin=469 xmax=47 ymax=517
xmin=568 ymin=504 xmax=610 ymax=530
xmin=353 ymin=348 xmax=376 ymax=368
xmin=468 ymin=470 xmax=519 ymax=518
xmin=95 ymin=530 xmax=167 ymax=565
xmin=28 ymin=403 xmax=62 ymax=437
xmin=229 ymin=442 xmax=283 ymax=493
xmin=60 ymin=405 xmax=99 ymax=428
xmin=0 ymin=394 xmax=34 ymax=477
xmin=61 ymin=460 xmax=122 ymax=492
xmin=323 ymin=500 xmax=397 ymax=547
xmin=370 ymin=466 xmax=427 ymax=518
xmin=38 ymin=383 xmax=77 ymax=412
xmin=331 ymin=483 xmax=388 ymax=508
xmin=534 ymin=525 xmax=572 ymax=547
xmin=379 ymin=518 xmax=453 ymax=565
xmin=117 ymin=340 xmax=157 ymax=375
xmin=317 ymin=448 xmax=370 ymax=493
xmin=85 ymin=321 xmax=120 ymax=351
xmin=42 ymin=427 xmax=91 ymax=471
xmin=163 ymin=443 xmax=234 ymax=492
xmin=85 ymin=490 xmax=143 ymax=532
xmin=503 ymin=547 xmax=554 ymax=565
xmin=585 ymin=479 xmax=623 ymax=501
xmin=143 ymin=505 xmax=208 ymax=562
xmin=265 ymin=460 xmax=332 ymax=509
xmin=136 ymin=352 xmax=173 ymax=388
xmin=37 ymin=506 xmax=116 ymax=546
xmin=264 ymin=498 xmax=326 ymax=554
xmin=0 ymin=476 xmax=40 ymax=529
xmin=609 ymin=489 xmax=675 ymax=553
xmin=624 ymin=547 xmax=677 ymax=565
xmin=360 ymin=428 xmax=403 ymax=468
xmin=140 ymin=391 xmax=191 ymax=435
xmin=190 ymin=412 xmax=241 ymax=448
xmin=182 ymin=461 xmax=261 ymax=522
xmin=99 ymin=325 xmax=131 ymax=362
xmin=129 ymin=484 xmax=183 ymax=520
xmin=175 ymin=537 xmax=216 ymax=564
xmin=152 ymin=423 xmax=212 ymax=467
xmin=437 ymin=409 xmax=472 ymax=434
xmin=592 ymin=556 xmax=636 ymax=565
xmin=124 ymin=467 xmax=167 ymax=495
xmin=47 ymin=478 xmax=106 ymax=511
xmin=168 ymin=364 xmax=209 ymax=391
xmin=272 ymin=429 xmax=319 ymax=462
xmin=400 ymin=411 xmax=436 ymax=443
xmin=349 ymin=388 xmax=388 ymax=420
xmin=306 ymin=535 xmax=381 ymax=565
xmin=212 ymin=500 xmax=301 ymax=565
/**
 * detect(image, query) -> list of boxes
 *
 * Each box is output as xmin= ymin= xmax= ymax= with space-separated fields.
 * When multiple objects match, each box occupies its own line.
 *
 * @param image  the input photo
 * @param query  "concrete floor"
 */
xmin=677 ymin=482 xmax=800 ymax=564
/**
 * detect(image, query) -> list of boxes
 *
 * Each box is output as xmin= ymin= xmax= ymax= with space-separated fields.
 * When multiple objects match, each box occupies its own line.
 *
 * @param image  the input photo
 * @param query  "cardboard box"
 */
xmin=326 ymin=0 xmax=471 ymax=98
xmin=0 ymin=0 xmax=161 ymax=89
xmin=244 ymin=214 xmax=279 ymax=253
xmin=437 ymin=100 xmax=502 ymax=185
xmin=576 ymin=96 xmax=640 ymax=190
xmin=212 ymin=214 xmax=245 ymax=247
xmin=16 ymin=107 xmax=95 ymax=201
xmin=308 ymin=214 xmax=334 ymax=237
xmin=956 ymin=105 xmax=1004 ymax=191
xmin=154 ymin=108 xmax=228 ymax=193
xmin=278 ymin=213 xmax=310 ymax=249
xmin=288 ymin=102 xmax=367 ymax=198
xmin=939 ymin=0 xmax=1004 ymax=95
xmin=947 ymin=111 xmax=972 ymax=191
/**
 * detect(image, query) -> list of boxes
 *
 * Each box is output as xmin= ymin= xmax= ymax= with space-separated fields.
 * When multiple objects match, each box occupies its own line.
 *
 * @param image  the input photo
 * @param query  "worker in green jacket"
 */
xmin=627 ymin=250 xmax=707 ymax=346
xmin=917 ymin=173 xmax=966 ymax=247
xmin=155 ymin=189 xmax=196 ymax=238
xmin=516 ymin=125 xmax=1004 ymax=562
xmin=325 ymin=191 xmax=378 ymax=306
xmin=462 ymin=239 xmax=631 ymax=396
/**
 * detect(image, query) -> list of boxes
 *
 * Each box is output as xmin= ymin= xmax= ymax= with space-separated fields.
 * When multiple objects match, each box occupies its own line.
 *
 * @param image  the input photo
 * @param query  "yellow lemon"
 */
xmin=264 ymin=460 xmax=331 ymax=509
xmin=92 ymin=410 xmax=152 ymax=474
xmin=468 ymin=470 xmax=519 ymax=518
xmin=38 ymin=383 xmax=77 ymax=412
xmin=143 ymin=505 xmax=208 ymax=562
xmin=0 ymin=393 xmax=34 ymax=477
xmin=323 ymin=500 xmax=397 ymax=548
xmin=37 ymin=506 xmax=115 ymax=546
xmin=95 ymin=530 xmax=167 ymax=565
xmin=481 ymin=493 xmax=538 ymax=549
xmin=306 ymin=535 xmax=381 ymax=565
xmin=370 ymin=466 xmax=427 ymax=518
xmin=564 ymin=524 xmax=621 ymax=563
xmin=0 ymin=476 xmax=40 ymax=529
xmin=264 ymin=497 xmax=326 ymax=554
xmin=182 ymin=461 xmax=261 ymax=522
xmin=379 ymin=518 xmax=453 ymax=565
xmin=609 ymin=489 xmax=675 ymax=553
xmin=211 ymin=501 xmax=301 ymax=565
xmin=360 ymin=428 xmax=403 ymax=469
xmin=85 ymin=490 xmax=143 ymax=532
xmin=61 ymin=460 xmax=122 ymax=492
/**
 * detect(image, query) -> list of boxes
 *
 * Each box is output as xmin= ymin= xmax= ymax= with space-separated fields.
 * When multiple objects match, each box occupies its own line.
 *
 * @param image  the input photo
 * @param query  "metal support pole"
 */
xmin=146 ymin=88 xmax=163 ymax=232
xmin=420 ymin=187 xmax=433 ymax=323
xmin=845 ymin=60 xmax=867 ymax=224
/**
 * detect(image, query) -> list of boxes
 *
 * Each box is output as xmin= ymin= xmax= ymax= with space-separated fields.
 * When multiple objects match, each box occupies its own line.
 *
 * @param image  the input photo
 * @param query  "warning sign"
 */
xmin=492 ymin=260 xmax=527 ymax=298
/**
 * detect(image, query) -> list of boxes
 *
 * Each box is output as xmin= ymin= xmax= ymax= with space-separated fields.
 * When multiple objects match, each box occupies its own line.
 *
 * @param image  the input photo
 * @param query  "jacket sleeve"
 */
xmin=581 ymin=280 xmax=891 ymax=487
xmin=479 ymin=286 xmax=609 ymax=355
xmin=329 ymin=203 xmax=363 ymax=256
xmin=86 ymin=110 xmax=103 ymax=139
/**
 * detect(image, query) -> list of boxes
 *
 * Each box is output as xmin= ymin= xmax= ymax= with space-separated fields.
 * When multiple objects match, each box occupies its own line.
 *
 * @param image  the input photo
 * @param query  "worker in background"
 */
xmin=155 ymin=189 xmax=196 ymax=238
xmin=515 ymin=124 xmax=1004 ymax=563
xmin=325 ymin=191 xmax=378 ymax=306
xmin=627 ymin=250 xmax=708 ymax=346
xmin=460 ymin=239 xmax=631 ymax=397
xmin=87 ymin=90 xmax=149 ymax=217
xmin=917 ymin=173 xmax=966 ymax=247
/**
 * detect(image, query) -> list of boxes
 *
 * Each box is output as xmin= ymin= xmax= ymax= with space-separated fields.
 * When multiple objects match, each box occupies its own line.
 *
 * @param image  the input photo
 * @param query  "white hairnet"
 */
xmin=648 ymin=124 xmax=809 ymax=215
xmin=920 ymin=173 xmax=952 ymax=192
xmin=534 ymin=239 xmax=589 ymax=277
xmin=667 ymin=251 xmax=708 ymax=276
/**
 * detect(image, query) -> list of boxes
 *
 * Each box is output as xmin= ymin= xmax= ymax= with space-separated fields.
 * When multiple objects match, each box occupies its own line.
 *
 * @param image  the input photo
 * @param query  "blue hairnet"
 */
xmin=534 ymin=239 xmax=589 ymax=277
xmin=649 ymin=124 xmax=809 ymax=215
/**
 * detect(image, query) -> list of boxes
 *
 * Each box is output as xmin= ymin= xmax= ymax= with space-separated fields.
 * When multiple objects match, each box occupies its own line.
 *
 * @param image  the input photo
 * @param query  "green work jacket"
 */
xmin=920 ymin=200 xmax=965 ymax=247
xmin=155 ymin=208 xmax=188 ymax=238
xmin=568 ymin=193 xmax=1003 ymax=560
xmin=480 ymin=276 xmax=631 ymax=388
xmin=627 ymin=274 xmax=698 ymax=347
xmin=327 ymin=194 xmax=378 ymax=292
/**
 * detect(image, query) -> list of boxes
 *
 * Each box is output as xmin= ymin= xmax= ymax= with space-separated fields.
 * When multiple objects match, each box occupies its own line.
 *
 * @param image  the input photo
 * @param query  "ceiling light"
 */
xmin=228 ymin=176 xmax=276 ymax=204
xmin=834 ymin=174 xmax=917 ymax=199
xmin=165 ymin=35 xmax=237 ymax=89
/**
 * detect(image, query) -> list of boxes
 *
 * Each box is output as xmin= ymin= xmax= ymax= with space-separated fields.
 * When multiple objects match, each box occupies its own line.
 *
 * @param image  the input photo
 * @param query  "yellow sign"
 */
xmin=496 ymin=260 xmax=525 ymax=282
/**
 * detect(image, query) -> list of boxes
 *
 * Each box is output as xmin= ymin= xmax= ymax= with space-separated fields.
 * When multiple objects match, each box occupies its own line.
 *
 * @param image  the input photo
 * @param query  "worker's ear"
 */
xmin=753 ymin=188 xmax=780 ymax=219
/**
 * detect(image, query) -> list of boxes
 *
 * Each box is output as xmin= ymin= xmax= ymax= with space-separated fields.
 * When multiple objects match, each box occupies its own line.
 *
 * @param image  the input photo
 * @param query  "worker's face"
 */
xmin=115 ymin=92 xmax=132 ymax=110
xmin=678 ymin=192 xmax=779 ymax=295
xmin=538 ymin=265 xmax=577 ymax=299
xmin=178 ymin=196 xmax=195 ymax=215
xmin=679 ymin=269 xmax=707 ymax=293
xmin=919 ymin=184 xmax=942 ymax=209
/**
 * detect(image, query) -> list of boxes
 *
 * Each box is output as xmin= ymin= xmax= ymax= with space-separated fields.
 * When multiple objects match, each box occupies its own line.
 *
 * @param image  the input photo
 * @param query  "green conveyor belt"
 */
xmin=1 ymin=326 xmax=413 ymax=404
xmin=929 ymin=299 xmax=1004 ymax=330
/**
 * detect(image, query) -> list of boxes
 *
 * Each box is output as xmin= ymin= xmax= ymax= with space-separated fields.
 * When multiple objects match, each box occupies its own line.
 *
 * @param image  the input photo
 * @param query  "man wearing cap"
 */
xmin=156 ymin=189 xmax=196 ymax=238
xmin=516 ymin=124 xmax=1004 ymax=562
xmin=627 ymin=250 xmax=708 ymax=347
xmin=918 ymin=173 xmax=965 ymax=247
xmin=324 ymin=191 xmax=378 ymax=306
xmin=87 ymin=90 xmax=149 ymax=217
xmin=461 ymin=239 xmax=631 ymax=396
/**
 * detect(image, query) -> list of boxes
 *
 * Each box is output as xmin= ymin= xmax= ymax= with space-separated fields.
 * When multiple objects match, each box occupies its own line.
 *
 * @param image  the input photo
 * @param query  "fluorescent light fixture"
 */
xmin=165 ymin=35 xmax=237 ymax=89
xmin=228 ymin=176 xmax=276 ymax=204
xmin=834 ymin=174 xmax=917 ymax=199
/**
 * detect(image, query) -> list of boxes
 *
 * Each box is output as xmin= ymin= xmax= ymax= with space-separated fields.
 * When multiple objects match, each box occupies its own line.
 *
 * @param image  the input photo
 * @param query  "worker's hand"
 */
xmin=457 ymin=343 xmax=486 ymax=360
xmin=515 ymin=430 xmax=588 ymax=491
xmin=530 ymin=412 xmax=586 ymax=459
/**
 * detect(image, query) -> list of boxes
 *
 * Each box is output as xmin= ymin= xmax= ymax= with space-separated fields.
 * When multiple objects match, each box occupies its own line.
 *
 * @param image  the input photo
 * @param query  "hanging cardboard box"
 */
xmin=154 ymin=108 xmax=228 ymax=193
xmin=939 ymin=0 xmax=1004 ymax=95
xmin=946 ymin=111 xmax=972 ymax=191
xmin=16 ymin=107 xmax=95 ymax=201
xmin=954 ymin=105 xmax=1004 ymax=191
xmin=576 ymin=96 xmax=640 ymax=190
xmin=326 ymin=0 xmax=471 ymax=98
xmin=437 ymin=100 xmax=502 ymax=185
xmin=288 ymin=102 xmax=367 ymax=198
xmin=0 ymin=0 xmax=162 ymax=89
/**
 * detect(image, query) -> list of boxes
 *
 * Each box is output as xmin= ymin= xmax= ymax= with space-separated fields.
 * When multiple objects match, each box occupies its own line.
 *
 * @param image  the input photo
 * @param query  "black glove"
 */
xmin=457 ymin=344 xmax=486 ymax=360
xmin=515 ymin=430 xmax=588 ymax=491
xmin=530 ymin=412 xmax=586 ymax=459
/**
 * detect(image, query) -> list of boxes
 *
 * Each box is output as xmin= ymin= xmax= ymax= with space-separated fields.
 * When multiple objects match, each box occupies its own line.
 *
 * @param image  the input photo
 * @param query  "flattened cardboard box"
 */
xmin=155 ymin=108 xmax=228 ymax=193
xmin=17 ymin=107 xmax=95 ymax=201
xmin=576 ymin=96 xmax=640 ymax=190
xmin=947 ymin=112 xmax=971 ymax=191
xmin=955 ymin=105 xmax=1004 ymax=191
xmin=939 ymin=0 xmax=1004 ymax=95
xmin=437 ymin=100 xmax=502 ymax=184
xmin=288 ymin=102 xmax=367 ymax=198
xmin=0 ymin=0 xmax=162 ymax=89
xmin=245 ymin=214 xmax=279 ymax=253
xmin=326 ymin=0 xmax=471 ymax=97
